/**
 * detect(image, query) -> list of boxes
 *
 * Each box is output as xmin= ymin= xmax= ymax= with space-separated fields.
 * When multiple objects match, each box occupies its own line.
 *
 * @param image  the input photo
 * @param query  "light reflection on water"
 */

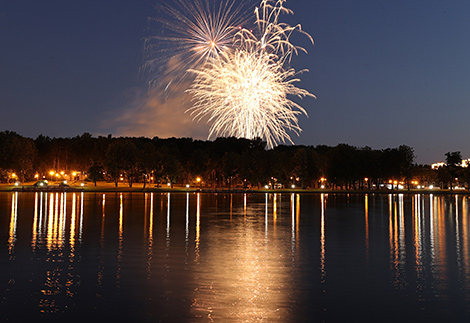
xmin=2 ymin=192 xmax=470 ymax=321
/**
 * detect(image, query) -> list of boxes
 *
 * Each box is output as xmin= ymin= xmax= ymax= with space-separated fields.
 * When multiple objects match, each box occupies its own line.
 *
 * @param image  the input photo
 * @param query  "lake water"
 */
xmin=1 ymin=192 xmax=470 ymax=322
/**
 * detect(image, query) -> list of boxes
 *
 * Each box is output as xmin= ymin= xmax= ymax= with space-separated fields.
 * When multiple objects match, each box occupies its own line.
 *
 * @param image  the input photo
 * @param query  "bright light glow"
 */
xmin=167 ymin=183 xmax=171 ymax=186
xmin=60 ymin=171 xmax=64 ymax=175
xmin=49 ymin=171 xmax=54 ymax=176
xmin=291 ymin=185 xmax=295 ymax=189
xmin=14 ymin=182 xmax=19 ymax=186
xmin=321 ymin=185 xmax=325 ymax=189
xmin=34 ymin=174 xmax=39 ymax=178
xmin=63 ymin=181 xmax=68 ymax=184
xmin=11 ymin=173 xmax=16 ymax=178
xmin=264 ymin=185 xmax=269 ymax=189
xmin=196 ymin=177 xmax=201 ymax=182
xmin=81 ymin=183 xmax=85 ymax=187
xmin=72 ymin=172 xmax=77 ymax=177
xmin=429 ymin=185 xmax=434 ymax=189
xmin=186 ymin=184 xmax=190 ymax=188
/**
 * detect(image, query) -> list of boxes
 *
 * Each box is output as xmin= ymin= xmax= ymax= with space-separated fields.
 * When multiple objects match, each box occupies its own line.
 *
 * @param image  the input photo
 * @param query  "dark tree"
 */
xmin=327 ymin=144 xmax=360 ymax=189
xmin=0 ymin=131 xmax=37 ymax=182
xmin=87 ymin=165 xmax=104 ymax=186
xmin=105 ymin=139 xmax=140 ymax=187
xmin=445 ymin=151 xmax=463 ymax=190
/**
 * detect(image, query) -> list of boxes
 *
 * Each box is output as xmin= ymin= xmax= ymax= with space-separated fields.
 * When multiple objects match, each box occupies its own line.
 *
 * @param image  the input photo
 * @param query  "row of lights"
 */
xmin=48 ymin=170 xmax=79 ymax=178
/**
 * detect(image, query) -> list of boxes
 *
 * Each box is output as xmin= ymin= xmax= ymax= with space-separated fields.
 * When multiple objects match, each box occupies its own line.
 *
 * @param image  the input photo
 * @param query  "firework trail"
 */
xmin=147 ymin=0 xmax=314 ymax=148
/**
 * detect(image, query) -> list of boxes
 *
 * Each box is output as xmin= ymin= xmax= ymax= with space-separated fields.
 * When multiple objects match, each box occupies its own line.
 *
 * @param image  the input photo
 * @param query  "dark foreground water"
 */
xmin=1 ymin=192 xmax=470 ymax=322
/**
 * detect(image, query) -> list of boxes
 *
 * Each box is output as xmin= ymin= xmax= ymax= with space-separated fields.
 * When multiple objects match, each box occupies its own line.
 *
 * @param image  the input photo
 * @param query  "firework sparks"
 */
xmin=188 ymin=48 xmax=311 ymax=148
xmin=187 ymin=0 xmax=314 ymax=148
xmin=144 ymin=0 xmax=252 ymax=90
xmin=147 ymin=0 xmax=314 ymax=148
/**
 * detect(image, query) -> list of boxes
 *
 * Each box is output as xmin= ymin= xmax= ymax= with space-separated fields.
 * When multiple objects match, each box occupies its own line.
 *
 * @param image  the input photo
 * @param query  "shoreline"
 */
xmin=1 ymin=182 xmax=470 ymax=195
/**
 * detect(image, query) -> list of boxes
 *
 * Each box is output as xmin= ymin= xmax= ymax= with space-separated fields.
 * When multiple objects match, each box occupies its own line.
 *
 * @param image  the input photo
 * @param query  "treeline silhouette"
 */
xmin=0 ymin=131 xmax=468 ymax=189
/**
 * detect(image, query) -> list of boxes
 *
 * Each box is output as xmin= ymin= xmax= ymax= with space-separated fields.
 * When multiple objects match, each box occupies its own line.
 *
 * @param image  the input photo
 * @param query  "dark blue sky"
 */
xmin=1 ymin=0 xmax=469 ymax=164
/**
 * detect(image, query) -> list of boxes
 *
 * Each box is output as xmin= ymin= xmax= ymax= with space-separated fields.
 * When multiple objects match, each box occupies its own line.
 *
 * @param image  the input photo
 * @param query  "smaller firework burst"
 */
xmin=144 ymin=0 xmax=253 ymax=90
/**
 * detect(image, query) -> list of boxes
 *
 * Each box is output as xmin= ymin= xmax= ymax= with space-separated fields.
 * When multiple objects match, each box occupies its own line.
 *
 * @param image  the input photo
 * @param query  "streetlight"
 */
xmin=196 ymin=177 xmax=202 ymax=189
xmin=320 ymin=177 xmax=326 ymax=189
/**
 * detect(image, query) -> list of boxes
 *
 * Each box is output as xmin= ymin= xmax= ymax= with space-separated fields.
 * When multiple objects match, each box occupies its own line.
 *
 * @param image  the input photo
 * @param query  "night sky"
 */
xmin=1 ymin=0 xmax=469 ymax=164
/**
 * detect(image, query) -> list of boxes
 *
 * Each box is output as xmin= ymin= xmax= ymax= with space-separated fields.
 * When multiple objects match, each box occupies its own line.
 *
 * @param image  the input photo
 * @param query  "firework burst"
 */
xmin=147 ymin=0 xmax=314 ymax=148
xmin=187 ymin=0 xmax=314 ymax=148
xmin=188 ymin=48 xmax=311 ymax=149
xmin=144 ymin=0 xmax=253 ymax=90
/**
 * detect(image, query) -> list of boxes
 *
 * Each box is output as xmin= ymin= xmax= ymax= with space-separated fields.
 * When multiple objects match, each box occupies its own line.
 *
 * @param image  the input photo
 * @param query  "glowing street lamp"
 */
xmin=196 ymin=177 xmax=202 ymax=189
xmin=320 ymin=177 xmax=326 ymax=189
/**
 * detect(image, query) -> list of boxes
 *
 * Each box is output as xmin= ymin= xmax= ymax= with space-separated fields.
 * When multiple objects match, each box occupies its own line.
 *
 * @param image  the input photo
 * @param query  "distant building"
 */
xmin=431 ymin=158 xmax=470 ymax=169
xmin=431 ymin=162 xmax=446 ymax=170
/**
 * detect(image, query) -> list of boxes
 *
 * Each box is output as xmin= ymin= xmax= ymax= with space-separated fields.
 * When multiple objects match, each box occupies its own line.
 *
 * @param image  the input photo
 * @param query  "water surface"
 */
xmin=1 ymin=192 xmax=470 ymax=322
